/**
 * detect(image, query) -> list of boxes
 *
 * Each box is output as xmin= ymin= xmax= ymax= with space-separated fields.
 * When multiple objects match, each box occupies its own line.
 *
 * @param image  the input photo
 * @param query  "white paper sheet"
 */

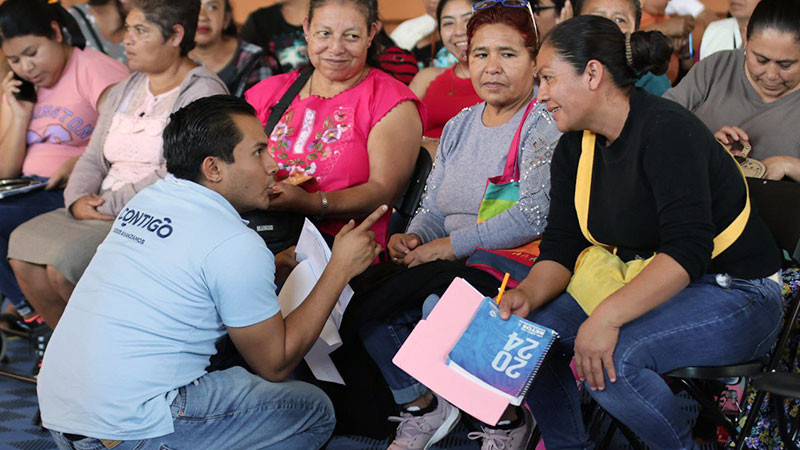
xmin=276 ymin=219 xmax=351 ymax=384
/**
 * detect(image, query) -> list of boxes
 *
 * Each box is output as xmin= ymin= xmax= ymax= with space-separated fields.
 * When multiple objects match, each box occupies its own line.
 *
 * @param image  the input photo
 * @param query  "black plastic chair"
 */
xmin=387 ymin=147 xmax=433 ymax=236
xmin=590 ymin=178 xmax=800 ymax=449
xmin=666 ymin=178 xmax=800 ymax=449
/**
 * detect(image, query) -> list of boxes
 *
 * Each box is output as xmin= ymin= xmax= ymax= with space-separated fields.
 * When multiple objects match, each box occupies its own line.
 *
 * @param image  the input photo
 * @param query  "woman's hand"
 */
xmin=267 ymin=182 xmax=319 ymax=215
xmin=1 ymin=72 xmax=35 ymax=120
xmin=574 ymin=310 xmax=620 ymax=391
xmin=657 ymin=15 xmax=695 ymax=38
xmin=498 ymin=287 xmax=534 ymax=320
xmin=714 ymin=126 xmax=750 ymax=153
xmin=387 ymin=233 xmax=421 ymax=264
xmin=403 ymin=237 xmax=455 ymax=268
xmin=70 ymin=194 xmax=115 ymax=221
xmin=763 ymin=155 xmax=800 ymax=182
xmin=274 ymin=245 xmax=298 ymax=284
xmin=46 ymin=156 xmax=80 ymax=190
xmin=557 ymin=0 xmax=573 ymax=24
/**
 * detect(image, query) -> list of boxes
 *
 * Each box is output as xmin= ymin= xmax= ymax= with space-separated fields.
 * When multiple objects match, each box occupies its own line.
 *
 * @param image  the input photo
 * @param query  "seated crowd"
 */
xmin=0 ymin=0 xmax=798 ymax=449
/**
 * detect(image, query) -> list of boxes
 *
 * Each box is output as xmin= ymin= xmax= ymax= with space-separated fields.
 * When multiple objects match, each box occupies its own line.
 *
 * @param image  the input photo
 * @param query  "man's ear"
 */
xmin=200 ymin=156 xmax=224 ymax=183
xmin=584 ymin=59 xmax=605 ymax=91
xmin=303 ymin=16 xmax=310 ymax=41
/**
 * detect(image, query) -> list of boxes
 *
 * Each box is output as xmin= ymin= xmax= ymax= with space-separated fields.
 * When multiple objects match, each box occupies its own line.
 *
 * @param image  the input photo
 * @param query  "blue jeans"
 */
xmin=361 ymin=308 xmax=429 ymax=405
xmin=48 ymin=366 xmax=336 ymax=450
xmin=0 ymin=185 xmax=63 ymax=315
xmin=525 ymin=274 xmax=783 ymax=450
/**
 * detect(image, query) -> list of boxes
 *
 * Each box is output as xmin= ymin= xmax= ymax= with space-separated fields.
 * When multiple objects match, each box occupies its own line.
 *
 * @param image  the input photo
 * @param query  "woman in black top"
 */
xmin=500 ymin=15 xmax=784 ymax=449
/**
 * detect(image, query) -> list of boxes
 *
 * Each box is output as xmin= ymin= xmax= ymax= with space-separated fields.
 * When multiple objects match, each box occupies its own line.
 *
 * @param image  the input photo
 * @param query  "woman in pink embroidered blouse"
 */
xmin=245 ymin=0 xmax=425 ymax=249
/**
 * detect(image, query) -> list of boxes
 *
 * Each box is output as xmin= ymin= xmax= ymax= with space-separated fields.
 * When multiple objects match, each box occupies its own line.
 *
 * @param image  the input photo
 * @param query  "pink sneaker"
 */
xmin=387 ymin=393 xmax=461 ymax=450
xmin=467 ymin=405 xmax=536 ymax=450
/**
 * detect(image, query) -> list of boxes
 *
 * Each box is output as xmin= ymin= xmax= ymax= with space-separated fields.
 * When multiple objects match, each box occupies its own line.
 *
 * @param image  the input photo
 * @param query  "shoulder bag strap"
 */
xmin=575 ymin=131 xmax=606 ymax=248
xmin=71 ymin=7 xmax=106 ymax=54
xmin=575 ymin=130 xmax=751 ymax=257
xmin=264 ymin=67 xmax=314 ymax=135
xmin=502 ymin=98 xmax=538 ymax=181
xmin=712 ymin=143 xmax=751 ymax=257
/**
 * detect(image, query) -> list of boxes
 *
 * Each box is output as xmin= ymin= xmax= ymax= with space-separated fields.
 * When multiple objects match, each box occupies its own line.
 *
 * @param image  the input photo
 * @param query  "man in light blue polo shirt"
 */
xmin=37 ymin=95 xmax=387 ymax=449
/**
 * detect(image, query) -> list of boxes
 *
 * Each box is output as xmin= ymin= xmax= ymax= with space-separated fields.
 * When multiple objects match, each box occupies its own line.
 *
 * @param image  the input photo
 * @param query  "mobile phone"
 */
xmin=0 ymin=178 xmax=33 ymax=186
xmin=12 ymin=72 xmax=37 ymax=103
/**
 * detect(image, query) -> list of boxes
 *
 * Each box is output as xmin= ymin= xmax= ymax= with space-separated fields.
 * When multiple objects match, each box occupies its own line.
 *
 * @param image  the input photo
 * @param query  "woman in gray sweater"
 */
xmin=339 ymin=4 xmax=561 ymax=449
xmin=8 ymin=0 xmax=227 ymax=337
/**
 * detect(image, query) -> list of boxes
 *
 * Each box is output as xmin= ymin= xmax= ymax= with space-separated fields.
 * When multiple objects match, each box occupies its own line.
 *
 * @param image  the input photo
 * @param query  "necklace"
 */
xmin=308 ymin=68 xmax=369 ymax=98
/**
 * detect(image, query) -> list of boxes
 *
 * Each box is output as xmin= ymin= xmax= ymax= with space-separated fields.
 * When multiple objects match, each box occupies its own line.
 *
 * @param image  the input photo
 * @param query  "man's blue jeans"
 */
xmin=48 ymin=366 xmax=336 ymax=450
xmin=525 ymin=274 xmax=783 ymax=450
xmin=0 ymin=186 xmax=64 ymax=315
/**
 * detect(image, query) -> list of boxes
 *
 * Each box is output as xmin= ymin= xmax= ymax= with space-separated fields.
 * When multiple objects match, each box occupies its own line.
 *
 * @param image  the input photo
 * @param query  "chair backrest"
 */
xmin=388 ymin=148 xmax=433 ymax=236
xmin=747 ymin=178 xmax=800 ymax=262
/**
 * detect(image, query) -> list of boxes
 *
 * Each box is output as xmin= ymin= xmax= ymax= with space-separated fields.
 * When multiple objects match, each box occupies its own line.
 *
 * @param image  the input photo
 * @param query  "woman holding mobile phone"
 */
xmin=0 ymin=0 xmax=128 ymax=327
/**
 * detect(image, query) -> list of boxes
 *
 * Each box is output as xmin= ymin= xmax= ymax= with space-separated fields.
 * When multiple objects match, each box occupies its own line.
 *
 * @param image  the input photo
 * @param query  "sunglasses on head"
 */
xmin=472 ymin=0 xmax=540 ymax=44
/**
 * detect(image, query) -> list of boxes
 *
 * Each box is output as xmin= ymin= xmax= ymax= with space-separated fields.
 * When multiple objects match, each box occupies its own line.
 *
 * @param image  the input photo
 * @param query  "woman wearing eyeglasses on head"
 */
xmin=340 ymin=1 xmax=561 ymax=449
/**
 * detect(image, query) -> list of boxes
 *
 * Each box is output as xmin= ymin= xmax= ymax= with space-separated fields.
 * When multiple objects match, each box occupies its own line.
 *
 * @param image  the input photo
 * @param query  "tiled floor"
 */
xmin=0 ymin=331 xmax=719 ymax=450
xmin=0 ymin=334 xmax=481 ymax=450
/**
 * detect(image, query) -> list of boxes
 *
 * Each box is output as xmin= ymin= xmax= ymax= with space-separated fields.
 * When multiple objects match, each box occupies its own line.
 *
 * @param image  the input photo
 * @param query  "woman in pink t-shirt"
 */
xmin=245 ymin=0 xmax=425 ymax=250
xmin=0 ymin=0 xmax=128 ymax=321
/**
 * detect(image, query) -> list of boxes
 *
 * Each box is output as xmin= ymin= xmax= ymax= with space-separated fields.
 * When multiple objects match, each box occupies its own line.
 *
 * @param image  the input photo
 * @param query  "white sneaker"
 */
xmin=387 ymin=393 xmax=461 ymax=450
xmin=468 ymin=405 xmax=536 ymax=450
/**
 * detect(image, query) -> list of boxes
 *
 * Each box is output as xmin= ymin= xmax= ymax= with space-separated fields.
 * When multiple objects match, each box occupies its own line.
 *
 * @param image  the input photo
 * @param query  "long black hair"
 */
xmin=543 ymin=15 xmax=671 ymax=88
xmin=0 ymin=0 xmax=86 ymax=49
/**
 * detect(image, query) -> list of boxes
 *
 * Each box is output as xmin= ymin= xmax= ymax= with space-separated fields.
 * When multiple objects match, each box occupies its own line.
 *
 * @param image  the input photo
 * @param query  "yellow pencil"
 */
xmin=495 ymin=273 xmax=511 ymax=305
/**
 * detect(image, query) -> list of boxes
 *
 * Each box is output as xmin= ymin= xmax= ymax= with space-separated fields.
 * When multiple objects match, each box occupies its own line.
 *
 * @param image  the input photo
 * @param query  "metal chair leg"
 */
xmin=676 ymin=378 xmax=738 ymax=439
xmin=735 ymin=389 xmax=768 ymax=450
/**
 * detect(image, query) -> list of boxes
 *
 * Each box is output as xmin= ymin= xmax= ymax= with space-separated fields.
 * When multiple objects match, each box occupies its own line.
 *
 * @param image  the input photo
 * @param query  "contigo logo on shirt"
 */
xmin=118 ymin=207 xmax=174 ymax=239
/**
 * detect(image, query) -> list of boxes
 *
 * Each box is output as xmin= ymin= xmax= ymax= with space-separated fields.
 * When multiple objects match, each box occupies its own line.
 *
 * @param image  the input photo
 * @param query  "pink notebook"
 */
xmin=392 ymin=277 xmax=513 ymax=425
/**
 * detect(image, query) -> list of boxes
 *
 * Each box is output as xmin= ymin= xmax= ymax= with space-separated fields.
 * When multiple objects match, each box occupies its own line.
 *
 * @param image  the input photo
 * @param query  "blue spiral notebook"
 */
xmin=446 ymin=297 xmax=558 ymax=405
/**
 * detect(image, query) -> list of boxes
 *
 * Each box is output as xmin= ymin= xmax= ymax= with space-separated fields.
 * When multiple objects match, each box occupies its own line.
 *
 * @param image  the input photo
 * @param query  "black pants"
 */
xmin=329 ymin=259 xmax=501 ymax=438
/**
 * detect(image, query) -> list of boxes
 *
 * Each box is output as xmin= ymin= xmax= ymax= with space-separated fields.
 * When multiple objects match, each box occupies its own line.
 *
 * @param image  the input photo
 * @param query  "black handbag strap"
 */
xmin=264 ymin=67 xmax=314 ymax=135
xmin=72 ymin=6 xmax=106 ymax=54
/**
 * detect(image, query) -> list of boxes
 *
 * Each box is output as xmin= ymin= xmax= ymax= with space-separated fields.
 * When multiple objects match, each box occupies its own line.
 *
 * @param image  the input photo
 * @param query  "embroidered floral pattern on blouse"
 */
xmin=268 ymin=106 xmax=354 ymax=183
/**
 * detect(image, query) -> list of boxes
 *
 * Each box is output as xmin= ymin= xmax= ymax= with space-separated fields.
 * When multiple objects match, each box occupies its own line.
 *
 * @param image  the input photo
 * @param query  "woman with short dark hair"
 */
xmin=245 ymin=0 xmax=424 ymax=250
xmin=500 ymin=15 xmax=784 ymax=449
xmin=8 ymin=0 xmax=227 ymax=335
xmin=0 ymin=0 xmax=129 ymax=328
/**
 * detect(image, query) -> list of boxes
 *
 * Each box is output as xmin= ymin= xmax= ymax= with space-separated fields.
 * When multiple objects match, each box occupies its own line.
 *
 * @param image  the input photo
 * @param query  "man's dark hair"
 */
xmin=163 ymin=95 xmax=257 ymax=182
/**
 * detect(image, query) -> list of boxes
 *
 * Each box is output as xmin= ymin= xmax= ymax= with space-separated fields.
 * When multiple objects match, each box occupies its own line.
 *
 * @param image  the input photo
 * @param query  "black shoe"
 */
xmin=30 ymin=324 xmax=52 ymax=378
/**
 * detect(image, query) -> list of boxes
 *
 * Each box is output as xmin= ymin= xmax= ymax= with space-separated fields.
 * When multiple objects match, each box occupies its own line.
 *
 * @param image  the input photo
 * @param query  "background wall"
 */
xmin=58 ymin=0 xmax=427 ymax=31
xmin=58 ymin=0 xmax=730 ymax=30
